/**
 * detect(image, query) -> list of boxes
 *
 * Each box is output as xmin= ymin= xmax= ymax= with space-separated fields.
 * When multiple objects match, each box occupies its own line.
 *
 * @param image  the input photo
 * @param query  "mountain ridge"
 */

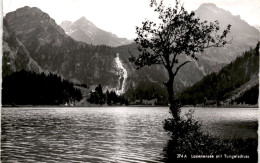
xmin=4 ymin=6 xmax=120 ymax=88
xmin=177 ymin=43 xmax=259 ymax=106
xmin=3 ymin=4 xmax=259 ymax=96
xmin=195 ymin=3 xmax=259 ymax=64
xmin=60 ymin=17 xmax=132 ymax=47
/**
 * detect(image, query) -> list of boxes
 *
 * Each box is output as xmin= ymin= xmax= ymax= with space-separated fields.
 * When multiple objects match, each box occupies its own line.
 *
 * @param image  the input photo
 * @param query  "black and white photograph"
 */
xmin=1 ymin=0 xmax=259 ymax=162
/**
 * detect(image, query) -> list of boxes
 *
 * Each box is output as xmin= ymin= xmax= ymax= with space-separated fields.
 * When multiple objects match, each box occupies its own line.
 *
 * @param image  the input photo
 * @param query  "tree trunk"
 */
xmin=165 ymin=68 xmax=180 ymax=121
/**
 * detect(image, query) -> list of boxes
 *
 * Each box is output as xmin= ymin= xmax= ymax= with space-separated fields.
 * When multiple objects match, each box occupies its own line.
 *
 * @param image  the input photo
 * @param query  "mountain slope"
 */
xmin=60 ymin=17 xmax=132 ymax=47
xmin=3 ymin=5 xmax=259 ymax=96
xmin=2 ymin=19 xmax=43 ymax=77
xmin=177 ymin=43 xmax=259 ymax=106
xmin=4 ymin=6 xmax=119 ymax=88
xmin=115 ymin=3 xmax=259 ymax=92
xmin=195 ymin=3 xmax=259 ymax=64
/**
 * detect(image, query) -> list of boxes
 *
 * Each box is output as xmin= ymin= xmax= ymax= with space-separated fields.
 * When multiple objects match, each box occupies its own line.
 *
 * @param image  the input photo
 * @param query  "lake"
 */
xmin=1 ymin=107 xmax=258 ymax=162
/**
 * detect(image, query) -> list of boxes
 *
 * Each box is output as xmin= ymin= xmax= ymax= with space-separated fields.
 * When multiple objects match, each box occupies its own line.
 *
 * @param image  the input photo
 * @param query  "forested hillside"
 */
xmin=124 ymin=81 xmax=169 ymax=105
xmin=177 ymin=43 xmax=259 ymax=106
xmin=235 ymin=84 xmax=259 ymax=105
xmin=3 ymin=6 xmax=259 ymax=96
xmin=2 ymin=70 xmax=82 ymax=106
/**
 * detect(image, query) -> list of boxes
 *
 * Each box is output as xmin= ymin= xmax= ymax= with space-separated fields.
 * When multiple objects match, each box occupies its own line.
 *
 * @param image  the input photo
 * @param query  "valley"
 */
xmin=2 ymin=1 xmax=259 ymax=162
xmin=2 ymin=4 xmax=259 ymax=107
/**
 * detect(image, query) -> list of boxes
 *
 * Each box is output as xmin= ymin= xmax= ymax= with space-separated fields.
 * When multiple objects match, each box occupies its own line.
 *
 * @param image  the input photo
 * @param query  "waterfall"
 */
xmin=114 ymin=53 xmax=127 ymax=95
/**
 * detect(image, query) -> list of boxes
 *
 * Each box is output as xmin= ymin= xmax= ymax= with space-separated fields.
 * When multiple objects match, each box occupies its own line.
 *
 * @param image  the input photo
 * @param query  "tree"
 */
xmin=129 ymin=0 xmax=231 ymax=121
xmin=2 ymin=70 xmax=82 ymax=105
xmin=88 ymin=84 xmax=106 ymax=104
xmin=95 ymin=84 xmax=105 ymax=104
xmin=106 ymin=90 xmax=112 ymax=105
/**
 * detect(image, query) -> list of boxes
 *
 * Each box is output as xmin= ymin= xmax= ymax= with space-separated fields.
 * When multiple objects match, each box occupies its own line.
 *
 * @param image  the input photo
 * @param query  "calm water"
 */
xmin=1 ymin=107 xmax=258 ymax=162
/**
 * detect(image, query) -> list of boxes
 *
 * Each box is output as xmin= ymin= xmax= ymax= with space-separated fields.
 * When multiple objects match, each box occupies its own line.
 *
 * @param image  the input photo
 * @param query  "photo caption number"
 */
xmin=177 ymin=154 xmax=187 ymax=158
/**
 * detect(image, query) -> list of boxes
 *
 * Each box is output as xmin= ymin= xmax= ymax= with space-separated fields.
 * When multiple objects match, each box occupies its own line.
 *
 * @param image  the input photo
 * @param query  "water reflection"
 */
xmin=1 ymin=107 xmax=258 ymax=162
xmin=186 ymin=107 xmax=258 ymax=139
xmin=2 ymin=107 xmax=169 ymax=162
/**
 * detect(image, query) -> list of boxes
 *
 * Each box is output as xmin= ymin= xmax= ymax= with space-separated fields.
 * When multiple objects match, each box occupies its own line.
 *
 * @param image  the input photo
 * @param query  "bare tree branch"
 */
xmin=173 ymin=61 xmax=191 ymax=77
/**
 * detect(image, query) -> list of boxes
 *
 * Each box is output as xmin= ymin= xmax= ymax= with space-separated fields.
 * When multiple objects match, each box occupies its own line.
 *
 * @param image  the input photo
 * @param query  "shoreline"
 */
xmin=1 ymin=104 xmax=258 ymax=108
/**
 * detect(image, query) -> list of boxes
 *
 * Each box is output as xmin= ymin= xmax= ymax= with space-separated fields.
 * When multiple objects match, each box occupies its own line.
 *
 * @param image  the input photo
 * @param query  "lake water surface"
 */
xmin=1 ymin=107 xmax=258 ymax=162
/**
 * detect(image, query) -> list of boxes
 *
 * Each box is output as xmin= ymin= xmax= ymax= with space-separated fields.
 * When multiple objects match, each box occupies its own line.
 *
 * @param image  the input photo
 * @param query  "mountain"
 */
xmin=116 ymin=3 xmax=259 ymax=92
xmin=195 ymin=3 xmax=259 ymax=64
xmin=2 ymin=18 xmax=43 ymax=77
xmin=177 ymin=43 xmax=259 ymax=106
xmin=3 ymin=4 xmax=259 ymax=99
xmin=3 ymin=6 xmax=120 ymax=89
xmin=60 ymin=17 xmax=132 ymax=47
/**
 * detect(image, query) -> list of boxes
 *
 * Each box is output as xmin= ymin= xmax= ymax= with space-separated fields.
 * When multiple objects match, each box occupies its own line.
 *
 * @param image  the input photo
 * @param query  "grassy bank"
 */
xmin=163 ymin=110 xmax=258 ymax=163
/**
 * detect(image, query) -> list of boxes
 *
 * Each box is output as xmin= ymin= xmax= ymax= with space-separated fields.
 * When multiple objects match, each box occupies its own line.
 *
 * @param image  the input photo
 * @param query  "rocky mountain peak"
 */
xmin=5 ymin=6 xmax=66 ymax=42
xmin=75 ymin=17 xmax=95 ymax=27
xmin=77 ymin=16 xmax=89 ymax=23
xmin=199 ymin=3 xmax=217 ymax=8
xmin=6 ymin=6 xmax=51 ymax=27
xmin=60 ymin=20 xmax=73 ymax=31
xmin=60 ymin=17 xmax=132 ymax=47
xmin=196 ymin=3 xmax=230 ymax=16
xmin=14 ymin=6 xmax=44 ymax=16
xmin=194 ymin=3 xmax=259 ymax=64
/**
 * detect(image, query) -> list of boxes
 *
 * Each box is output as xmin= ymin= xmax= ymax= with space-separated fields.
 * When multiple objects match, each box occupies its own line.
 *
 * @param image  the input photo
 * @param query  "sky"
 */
xmin=2 ymin=0 xmax=260 ymax=39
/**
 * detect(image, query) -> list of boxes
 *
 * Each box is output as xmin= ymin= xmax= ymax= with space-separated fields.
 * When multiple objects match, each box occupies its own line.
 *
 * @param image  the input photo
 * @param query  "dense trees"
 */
xmin=88 ymin=84 xmax=129 ymax=105
xmin=124 ymin=81 xmax=168 ymax=105
xmin=235 ymin=84 xmax=259 ymax=105
xmin=2 ymin=70 xmax=82 ymax=106
xmin=178 ymin=43 xmax=259 ymax=106
xmin=88 ymin=84 xmax=106 ymax=105
xmin=129 ymin=0 xmax=231 ymax=120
